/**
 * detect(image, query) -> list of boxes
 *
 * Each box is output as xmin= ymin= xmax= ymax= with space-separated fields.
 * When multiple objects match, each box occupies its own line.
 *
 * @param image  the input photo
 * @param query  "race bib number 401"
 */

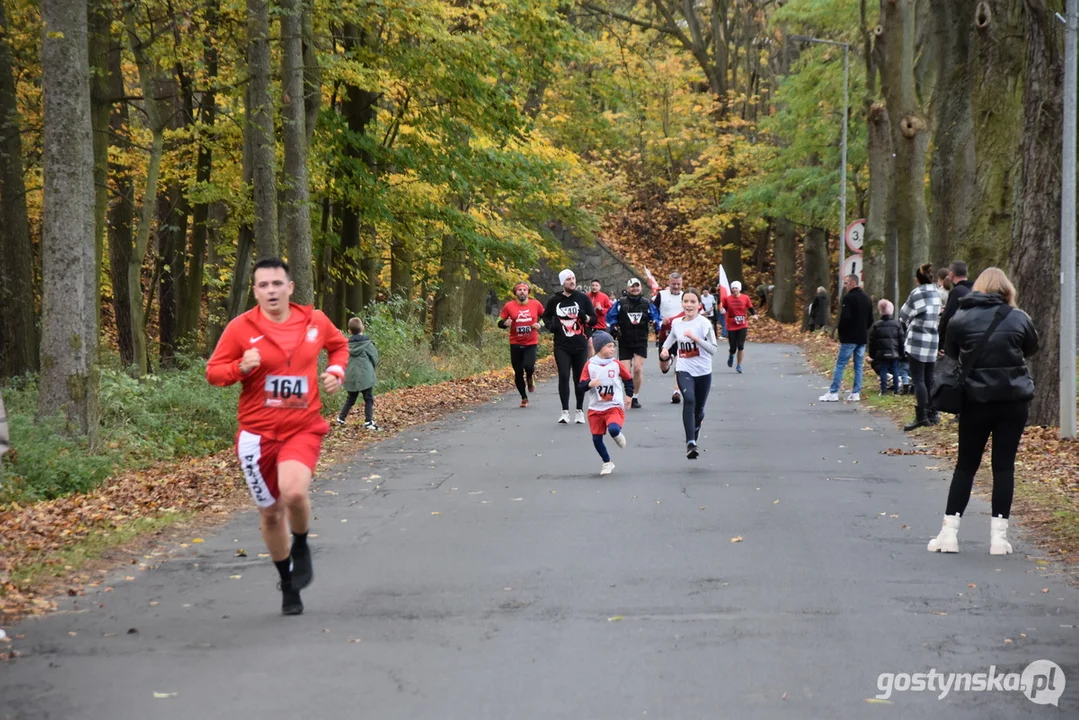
xmin=264 ymin=375 xmax=309 ymax=408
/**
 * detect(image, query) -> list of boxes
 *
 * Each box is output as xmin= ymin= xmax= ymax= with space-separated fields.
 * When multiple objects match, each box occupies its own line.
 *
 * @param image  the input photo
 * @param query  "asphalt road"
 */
xmin=2 ymin=343 xmax=1077 ymax=719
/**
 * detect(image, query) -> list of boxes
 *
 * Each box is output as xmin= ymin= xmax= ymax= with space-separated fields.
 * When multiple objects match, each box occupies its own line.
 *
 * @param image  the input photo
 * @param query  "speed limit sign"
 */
xmin=846 ymin=219 xmax=865 ymax=253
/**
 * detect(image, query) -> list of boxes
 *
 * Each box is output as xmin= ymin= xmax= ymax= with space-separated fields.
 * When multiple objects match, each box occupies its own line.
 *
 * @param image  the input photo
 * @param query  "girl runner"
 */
xmin=578 ymin=331 xmax=633 ymax=475
xmin=659 ymin=288 xmax=719 ymax=459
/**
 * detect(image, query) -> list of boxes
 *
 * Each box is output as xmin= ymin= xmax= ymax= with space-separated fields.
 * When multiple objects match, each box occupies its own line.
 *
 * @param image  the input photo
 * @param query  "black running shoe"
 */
xmin=687 ymin=442 xmax=699 ymax=460
xmin=631 ymin=397 xmax=641 ymax=409
xmin=279 ymin=581 xmax=303 ymax=616
xmin=290 ymin=541 xmax=313 ymax=590
xmin=671 ymin=391 xmax=681 ymax=404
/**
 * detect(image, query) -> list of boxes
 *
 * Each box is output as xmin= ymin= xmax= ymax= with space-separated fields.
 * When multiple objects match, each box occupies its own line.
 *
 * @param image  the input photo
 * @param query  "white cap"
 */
xmin=558 ymin=269 xmax=575 ymax=285
xmin=627 ymin=277 xmax=641 ymax=287
xmin=731 ymin=280 xmax=742 ymax=291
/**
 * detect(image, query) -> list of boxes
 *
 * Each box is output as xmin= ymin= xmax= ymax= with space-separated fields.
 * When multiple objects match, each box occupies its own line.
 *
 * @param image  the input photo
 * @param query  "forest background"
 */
xmin=0 ymin=0 xmax=1074 ymax=503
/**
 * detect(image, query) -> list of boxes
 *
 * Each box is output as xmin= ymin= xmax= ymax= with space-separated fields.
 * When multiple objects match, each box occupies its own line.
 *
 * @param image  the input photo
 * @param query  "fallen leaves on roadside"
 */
xmin=730 ymin=536 xmax=744 ymax=543
xmin=0 ymin=356 xmax=556 ymax=624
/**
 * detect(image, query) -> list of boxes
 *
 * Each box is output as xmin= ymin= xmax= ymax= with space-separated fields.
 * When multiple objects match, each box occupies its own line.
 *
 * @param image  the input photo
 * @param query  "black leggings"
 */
xmin=945 ymin=400 xmax=1028 ymax=519
xmin=908 ymin=358 xmax=936 ymax=411
xmin=339 ymin=388 xmax=374 ymax=423
xmin=510 ymin=345 xmax=537 ymax=399
xmin=676 ymin=371 xmax=712 ymax=444
xmin=555 ymin=346 xmax=589 ymax=410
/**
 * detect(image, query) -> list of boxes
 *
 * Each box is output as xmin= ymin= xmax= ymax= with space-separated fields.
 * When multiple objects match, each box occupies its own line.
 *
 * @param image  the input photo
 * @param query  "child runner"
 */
xmin=721 ymin=280 xmax=756 ymax=373
xmin=660 ymin=288 xmax=719 ymax=459
xmin=498 ymin=282 xmax=545 ymax=407
xmin=578 ymin=330 xmax=633 ymax=476
xmin=338 ymin=317 xmax=380 ymax=429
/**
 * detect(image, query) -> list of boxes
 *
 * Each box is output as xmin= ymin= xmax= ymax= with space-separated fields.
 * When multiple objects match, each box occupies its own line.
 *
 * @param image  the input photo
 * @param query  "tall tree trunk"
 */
xmin=928 ymin=0 xmax=976 ymax=268
xmin=341 ymin=22 xmax=381 ymax=314
xmin=124 ymin=10 xmax=167 ymax=378
xmin=720 ymin=222 xmax=743 ymax=285
xmin=0 ymin=0 xmax=38 ymax=376
xmin=967 ymin=0 xmax=1026 ymax=271
xmin=770 ymin=218 xmax=797 ymax=322
xmin=280 ymin=0 xmax=313 ymax=303
xmin=39 ymin=0 xmax=98 ymax=438
xmin=462 ymin=261 xmax=486 ymax=348
xmin=247 ymin=0 xmax=277 ymax=259
xmin=225 ymin=102 xmax=257 ymax=328
xmin=88 ymin=0 xmax=110 ymax=335
xmin=880 ymin=0 xmax=930 ymax=298
xmin=178 ymin=0 xmax=221 ymax=347
xmin=863 ymin=101 xmax=895 ymax=305
xmin=390 ymin=235 xmax=414 ymax=304
xmin=301 ymin=0 xmax=320 ymax=145
xmin=361 ymin=255 xmax=378 ymax=308
xmin=802 ymin=227 xmax=830 ymax=329
xmin=157 ymin=185 xmax=187 ymax=366
xmin=432 ymin=233 xmax=465 ymax=352
xmin=1010 ymin=0 xmax=1063 ymax=427
xmin=107 ymin=36 xmax=134 ymax=369
xmin=340 ymin=205 xmax=363 ymax=313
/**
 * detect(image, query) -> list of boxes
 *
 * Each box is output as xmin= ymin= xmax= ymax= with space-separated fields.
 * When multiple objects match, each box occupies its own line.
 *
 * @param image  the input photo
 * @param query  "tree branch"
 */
xmin=579 ymin=2 xmax=681 ymax=38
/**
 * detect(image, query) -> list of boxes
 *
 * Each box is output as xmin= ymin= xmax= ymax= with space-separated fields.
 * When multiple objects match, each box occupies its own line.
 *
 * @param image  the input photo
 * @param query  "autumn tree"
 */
xmin=39 ymin=0 xmax=98 ymax=437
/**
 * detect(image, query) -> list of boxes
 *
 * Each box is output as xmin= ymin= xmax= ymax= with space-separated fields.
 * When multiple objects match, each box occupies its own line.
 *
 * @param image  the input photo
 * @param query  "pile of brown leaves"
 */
xmin=0 ymin=356 xmax=554 ymax=624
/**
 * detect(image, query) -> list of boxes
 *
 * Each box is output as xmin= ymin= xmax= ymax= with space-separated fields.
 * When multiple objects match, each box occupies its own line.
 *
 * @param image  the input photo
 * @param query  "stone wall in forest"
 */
xmin=530 ymin=220 xmax=645 ymax=298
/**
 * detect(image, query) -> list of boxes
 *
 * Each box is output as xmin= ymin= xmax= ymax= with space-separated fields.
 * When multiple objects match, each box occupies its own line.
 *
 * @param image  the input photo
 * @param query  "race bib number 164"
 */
xmin=264 ymin=375 xmax=309 ymax=408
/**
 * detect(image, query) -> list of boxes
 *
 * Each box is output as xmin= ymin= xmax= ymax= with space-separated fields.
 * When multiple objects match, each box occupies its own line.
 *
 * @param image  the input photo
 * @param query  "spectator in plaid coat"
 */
xmin=900 ymin=263 xmax=943 ymax=431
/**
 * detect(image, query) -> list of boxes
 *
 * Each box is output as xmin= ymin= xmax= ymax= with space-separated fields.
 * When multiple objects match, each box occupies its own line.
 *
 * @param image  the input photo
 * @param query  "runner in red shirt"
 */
xmin=587 ymin=279 xmax=613 ymax=357
xmin=498 ymin=282 xmax=545 ymax=407
xmin=207 ymin=258 xmax=348 ymax=616
xmin=720 ymin=280 xmax=757 ymax=374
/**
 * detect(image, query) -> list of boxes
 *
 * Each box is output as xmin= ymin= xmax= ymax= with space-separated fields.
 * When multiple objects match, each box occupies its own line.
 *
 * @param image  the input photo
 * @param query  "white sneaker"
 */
xmin=558 ymin=410 xmax=570 ymax=424
xmin=818 ymin=392 xmax=839 ymax=402
xmin=575 ymin=410 xmax=586 ymax=424
xmin=990 ymin=516 xmax=1013 ymax=555
xmin=847 ymin=392 xmax=861 ymax=402
xmin=600 ymin=461 xmax=615 ymax=476
xmin=927 ymin=514 xmax=960 ymax=553
xmin=613 ymin=432 xmax=627 ymax=449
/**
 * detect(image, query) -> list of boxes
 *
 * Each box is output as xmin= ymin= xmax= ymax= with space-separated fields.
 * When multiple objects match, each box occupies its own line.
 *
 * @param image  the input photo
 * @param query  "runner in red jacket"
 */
xmin=207 ymin=258 xmax=348 ymax=615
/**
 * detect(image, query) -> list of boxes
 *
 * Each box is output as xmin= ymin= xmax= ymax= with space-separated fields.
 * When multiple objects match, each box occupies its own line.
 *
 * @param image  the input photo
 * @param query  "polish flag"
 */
xmin=643 ymin=267 xmax=661 ymax=295
xmin=717 ymin=264 xmax=731 ymax=305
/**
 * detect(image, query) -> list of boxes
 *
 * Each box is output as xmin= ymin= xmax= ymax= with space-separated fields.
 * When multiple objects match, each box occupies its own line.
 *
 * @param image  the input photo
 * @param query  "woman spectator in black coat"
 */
xmin=926 ymin=268 xmax=1039 ymax=557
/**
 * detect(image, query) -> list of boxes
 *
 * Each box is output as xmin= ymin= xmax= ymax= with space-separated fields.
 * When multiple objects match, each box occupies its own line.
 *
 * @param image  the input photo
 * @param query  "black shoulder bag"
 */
xmin=931 ymin=305 xmax=1012 ymax=415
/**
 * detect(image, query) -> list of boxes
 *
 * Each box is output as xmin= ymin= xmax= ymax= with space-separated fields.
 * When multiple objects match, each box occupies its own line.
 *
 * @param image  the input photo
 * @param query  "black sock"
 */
xmin=292 ymin=531 xmax=308 ymax=549
xmin=274 ymin=558 xmax=292 ymax=583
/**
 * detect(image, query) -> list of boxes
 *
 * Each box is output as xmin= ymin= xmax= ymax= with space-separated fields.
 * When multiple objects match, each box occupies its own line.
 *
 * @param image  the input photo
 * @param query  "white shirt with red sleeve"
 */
xmin=207 ymin=303 xmax=349 ymax=440
xmin=580 ymin=356 xmax=633 ymax=412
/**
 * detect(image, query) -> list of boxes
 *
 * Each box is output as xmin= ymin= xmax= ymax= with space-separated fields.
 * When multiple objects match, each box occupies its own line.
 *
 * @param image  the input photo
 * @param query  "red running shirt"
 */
xmin=500 ymin=299 xmax=545 ymax=346
xmin=588 ymin=292 xmax=613 ymax=330
xmin=207 ymin=303 xmax=349 ymax=440
xmin=722 ymin=293 xmax=754 ymax=331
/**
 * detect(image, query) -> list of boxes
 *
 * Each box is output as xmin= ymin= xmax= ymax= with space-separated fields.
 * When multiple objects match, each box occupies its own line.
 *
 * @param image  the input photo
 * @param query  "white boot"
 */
xmin=927 ymin=514 xmax=960 ymax=553
xmin=990 ymin=516 xmax=1013 ymax=555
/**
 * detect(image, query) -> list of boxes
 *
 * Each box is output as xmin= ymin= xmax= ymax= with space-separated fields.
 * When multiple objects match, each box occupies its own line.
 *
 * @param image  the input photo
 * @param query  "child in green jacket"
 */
xmin=337 ymin=317 xmax=380 ymax=429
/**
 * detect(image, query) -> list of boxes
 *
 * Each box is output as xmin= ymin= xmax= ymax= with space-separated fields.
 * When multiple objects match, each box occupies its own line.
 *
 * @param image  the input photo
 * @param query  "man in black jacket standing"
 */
xmin=819 ymin=274 xmax=874 ymax=402
xmin=543 ymin=269 xmax=596 ymax=425
xmin=938 ymin=260 xmax=973 ymax=350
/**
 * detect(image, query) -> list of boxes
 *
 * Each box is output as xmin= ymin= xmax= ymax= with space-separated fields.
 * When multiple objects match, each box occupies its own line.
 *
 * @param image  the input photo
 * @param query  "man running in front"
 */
xmin=207 ymin=258 xmax=348 ymax=616
xmin=606 ymin=277 xmax=660 ymax=408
